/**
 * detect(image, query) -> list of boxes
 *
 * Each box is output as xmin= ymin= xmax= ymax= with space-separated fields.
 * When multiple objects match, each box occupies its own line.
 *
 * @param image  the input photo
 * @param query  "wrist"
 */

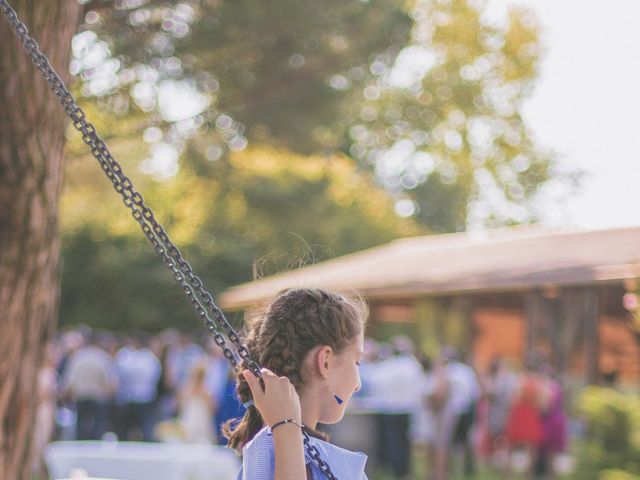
xmin=271 ymin=420 xmax=304 ymax=444
xmin=270 ymin=418 xmax=303 ymax=432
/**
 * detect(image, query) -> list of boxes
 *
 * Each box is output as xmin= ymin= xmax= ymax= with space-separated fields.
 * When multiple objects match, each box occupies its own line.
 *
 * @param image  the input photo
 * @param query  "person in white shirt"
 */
xmin=64 ymin=333 xmax=117 ymax=440
xmin=114 ymin=333 xmax=161 ymax=441
xmin=375 ymin=335 xmax=424 ymax=480
xmin=442 ymin=346 xmax=481 ymax=477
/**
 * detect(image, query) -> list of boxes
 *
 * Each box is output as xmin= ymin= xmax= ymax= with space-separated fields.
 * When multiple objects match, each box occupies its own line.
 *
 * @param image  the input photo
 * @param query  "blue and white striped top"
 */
xmin=237 ymin=426 xmax=369 ymax=479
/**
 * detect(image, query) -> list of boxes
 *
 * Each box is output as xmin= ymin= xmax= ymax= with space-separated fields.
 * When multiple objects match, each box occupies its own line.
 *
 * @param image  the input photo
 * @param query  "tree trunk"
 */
xmin=0 ymin=1 xmax=80 ymax=478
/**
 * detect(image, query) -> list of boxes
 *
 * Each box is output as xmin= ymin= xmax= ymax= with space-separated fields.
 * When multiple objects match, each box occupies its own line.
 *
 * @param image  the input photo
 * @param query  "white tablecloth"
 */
xmin=45 ymin=441 xmax=240 ymax=480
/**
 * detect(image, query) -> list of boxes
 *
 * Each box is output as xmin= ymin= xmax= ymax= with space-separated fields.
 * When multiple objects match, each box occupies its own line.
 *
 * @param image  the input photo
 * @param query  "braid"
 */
xmin=223 ymin=288 xmax=366 ymax=451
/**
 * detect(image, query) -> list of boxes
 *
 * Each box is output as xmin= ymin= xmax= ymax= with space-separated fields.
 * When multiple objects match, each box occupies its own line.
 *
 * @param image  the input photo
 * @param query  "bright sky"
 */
xmin=486 ymin=0 xmax=640 ymax=230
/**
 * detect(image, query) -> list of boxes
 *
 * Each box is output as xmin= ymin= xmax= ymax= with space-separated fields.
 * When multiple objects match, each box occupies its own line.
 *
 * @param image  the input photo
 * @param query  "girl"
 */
xmin=223 ymin=288 xmax=368 ymax=480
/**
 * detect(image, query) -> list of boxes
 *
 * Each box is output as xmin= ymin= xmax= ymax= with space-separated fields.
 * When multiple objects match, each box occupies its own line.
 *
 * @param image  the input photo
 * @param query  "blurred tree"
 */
xmin=75 ymin=0 xmax=412 ymax=153
xmin=0 ymin=1 xmax=81 ymax=478
xmin=76 ymin=0 xmax=567 ymax=232
xmin=352 ymin=0 xmax=565 ymax=231
xmin=60 ymin=111 xmax=420 ymax=330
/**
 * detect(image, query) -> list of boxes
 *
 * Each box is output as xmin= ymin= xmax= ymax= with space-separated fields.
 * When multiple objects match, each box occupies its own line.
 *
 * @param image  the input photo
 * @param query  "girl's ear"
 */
xmin=316 ymin=345 xmax=333 ymax=379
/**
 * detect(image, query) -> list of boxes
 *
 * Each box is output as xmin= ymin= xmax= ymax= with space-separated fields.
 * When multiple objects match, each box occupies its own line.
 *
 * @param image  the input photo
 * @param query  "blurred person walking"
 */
xmin=483 ymin=357 xmax=517 ymax=471
xmin=213 ymin=366 xmax=246 ymax=444
xmin=178 ymin=362 xmax=215 ymax=443
xmin=204 ymin=338 xmax=229 ymax=434
xmin=375 ymin=335 xmax=424 ymax=479
xmin=30 ymin=344 xmax=59 ymax=477
xmin=538 ymin=364 xmax=567 ymax=478
xmin=505 ymin=352 xmax=549 ymax=478
xmin=167 ymin=332 xmax=205 ymax=389
xmin=442 ymin=346 xmax=481 ymax=478
xmin=63 ymin=332 xmax=117 ymax=440
xmin=154 ymin=330 xmax=180 ymax=421
xmin=417 ymin=355 xmax=450 ymax=480
xmin=114 ymin=333 xmax=161 ymax=441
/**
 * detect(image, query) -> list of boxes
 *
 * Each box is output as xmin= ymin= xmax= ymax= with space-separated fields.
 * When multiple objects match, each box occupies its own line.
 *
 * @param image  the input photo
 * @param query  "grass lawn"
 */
xmin=369 ymin=446 xmax=570 ymax=480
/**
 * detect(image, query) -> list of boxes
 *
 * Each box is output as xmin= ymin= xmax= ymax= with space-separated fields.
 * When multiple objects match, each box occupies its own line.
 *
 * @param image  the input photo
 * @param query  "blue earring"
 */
xmin=334 ymin=394 xmax=344 ymax=405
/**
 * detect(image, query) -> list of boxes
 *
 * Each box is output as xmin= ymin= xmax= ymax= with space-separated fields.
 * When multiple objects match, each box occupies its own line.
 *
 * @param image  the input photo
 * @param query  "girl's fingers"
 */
xmin=242 ymin=369 xmax=254 ymax=385
xmin=260 ymin=368 xmax=280 ymax=388
xmin=243 ymin=369 xmax=262 ymax=399
xmin=245 ymin=367 xmax=290 ymax=397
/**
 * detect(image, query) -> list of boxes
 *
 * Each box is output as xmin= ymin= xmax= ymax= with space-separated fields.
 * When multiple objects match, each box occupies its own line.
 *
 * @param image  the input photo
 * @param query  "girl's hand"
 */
xmin=243 ymin=368 xmax=302 ymax=428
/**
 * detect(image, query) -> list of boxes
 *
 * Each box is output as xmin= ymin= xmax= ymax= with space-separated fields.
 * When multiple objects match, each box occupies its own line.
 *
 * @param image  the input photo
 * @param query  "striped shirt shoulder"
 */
xmin=238 ymin=426 xmax=368 ymax=479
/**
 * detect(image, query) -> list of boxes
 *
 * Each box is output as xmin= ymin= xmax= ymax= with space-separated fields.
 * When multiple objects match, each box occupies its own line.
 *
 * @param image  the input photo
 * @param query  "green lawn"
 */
xmin=369 ymin=446 xmax=567 ymax=480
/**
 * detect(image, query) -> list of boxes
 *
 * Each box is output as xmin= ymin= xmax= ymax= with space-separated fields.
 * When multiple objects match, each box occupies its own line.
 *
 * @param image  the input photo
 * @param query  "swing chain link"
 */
xmin=1 ymin=3 xmax=339 ymax=478
xmin=304 ymin=434 xmax=339 ymax=480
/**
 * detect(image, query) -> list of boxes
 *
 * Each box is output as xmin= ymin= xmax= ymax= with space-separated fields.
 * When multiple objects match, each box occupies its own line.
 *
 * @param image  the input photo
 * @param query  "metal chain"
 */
xmin=304 ymin=432 xmax=339 ymax=480
xmin=1 ymin=2 xmax=338 ymax=478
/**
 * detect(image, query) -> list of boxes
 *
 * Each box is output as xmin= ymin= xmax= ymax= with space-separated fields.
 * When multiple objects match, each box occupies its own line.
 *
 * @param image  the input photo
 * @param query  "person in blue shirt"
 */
xmin=223 ymin=288 xmax=368 ymax=480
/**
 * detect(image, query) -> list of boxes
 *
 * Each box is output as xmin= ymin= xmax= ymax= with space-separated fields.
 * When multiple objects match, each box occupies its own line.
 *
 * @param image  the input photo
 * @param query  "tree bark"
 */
xmin=0 ymin=1 xmax=80 ymax=478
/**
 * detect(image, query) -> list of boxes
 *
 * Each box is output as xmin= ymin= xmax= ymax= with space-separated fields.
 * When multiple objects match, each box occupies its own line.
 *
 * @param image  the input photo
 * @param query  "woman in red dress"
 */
xmin=505 ymin=355 xmax=549 ymax=477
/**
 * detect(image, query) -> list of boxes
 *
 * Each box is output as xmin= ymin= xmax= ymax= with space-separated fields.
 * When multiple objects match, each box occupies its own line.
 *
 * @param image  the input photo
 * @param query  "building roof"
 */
xmin=219 ymin=225 xmax=640 ymax=309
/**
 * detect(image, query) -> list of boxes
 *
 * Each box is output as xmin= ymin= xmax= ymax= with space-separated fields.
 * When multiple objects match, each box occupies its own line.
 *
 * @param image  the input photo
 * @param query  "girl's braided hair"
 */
xmin=222 ymin=288 xmax=367 ymax=451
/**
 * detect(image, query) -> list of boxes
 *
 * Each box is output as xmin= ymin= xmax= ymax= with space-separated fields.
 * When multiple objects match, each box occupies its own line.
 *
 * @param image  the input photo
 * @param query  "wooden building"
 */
xmin=219 ymin=226 xmax=640 ymax=384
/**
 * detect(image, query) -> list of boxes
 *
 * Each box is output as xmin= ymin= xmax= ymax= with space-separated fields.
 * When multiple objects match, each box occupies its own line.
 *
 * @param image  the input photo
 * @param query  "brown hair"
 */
xmin=222 ymin=288 xmax=367 ymax=452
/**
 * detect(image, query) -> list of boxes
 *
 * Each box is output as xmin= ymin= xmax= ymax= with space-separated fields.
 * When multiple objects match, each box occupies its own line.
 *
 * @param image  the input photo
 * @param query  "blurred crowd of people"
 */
xmin=32 ymin=327 xmax=568 ymax=480
xmin=351 ymin=337 xmax=568 ymax=480
xmin=33 ymin=325 xmax=243 ymax=472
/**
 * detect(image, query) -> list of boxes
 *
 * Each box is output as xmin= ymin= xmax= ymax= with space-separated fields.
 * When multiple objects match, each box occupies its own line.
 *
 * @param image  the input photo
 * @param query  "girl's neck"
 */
xmin=298 ymin=389 xmax=321 ymax=430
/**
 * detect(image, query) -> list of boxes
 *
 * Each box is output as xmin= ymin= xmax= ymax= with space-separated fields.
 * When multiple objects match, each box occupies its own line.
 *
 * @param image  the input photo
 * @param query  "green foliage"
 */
xmin=60 ymin=116 xmax=420 ymax=330
xmin=355 ymin=0 xmax=560 ymax=230
xmin=74 ymin=0 xmax=566 ymax=232
xmin=572 ymin=387 xmax=640 ymax=479
xmin=58 ymin=0 xmax=576 ymax=329
xmin=78 ymin=0 xmax=412 ymax=153
xmin=599 ymin=470 xmax=640 ymax=480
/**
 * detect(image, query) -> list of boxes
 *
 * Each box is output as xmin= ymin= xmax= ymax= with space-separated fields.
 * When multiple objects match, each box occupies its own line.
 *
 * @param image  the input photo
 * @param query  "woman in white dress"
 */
xmin=178 ymin=362 xmax=216 ymax=443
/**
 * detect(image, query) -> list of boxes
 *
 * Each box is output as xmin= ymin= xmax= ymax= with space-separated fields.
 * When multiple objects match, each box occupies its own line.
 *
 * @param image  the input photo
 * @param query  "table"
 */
xmin=45 ymin=441 xmax=240 ymax=480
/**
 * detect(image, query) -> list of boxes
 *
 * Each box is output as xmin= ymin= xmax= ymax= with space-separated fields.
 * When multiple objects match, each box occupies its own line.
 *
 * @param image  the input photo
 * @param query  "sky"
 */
xmin=485 ymin=0 xmax=640 ymax=230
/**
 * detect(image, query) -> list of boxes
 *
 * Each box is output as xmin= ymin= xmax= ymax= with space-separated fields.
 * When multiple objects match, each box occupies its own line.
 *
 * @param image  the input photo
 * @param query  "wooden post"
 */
xmin=524 ymin=290 xmax=543 ymax=354
xmin=557 ymin=289 xmax=574 ymax=377
xmin=452 ymin=296 xmax=474 ymax=359
xmin=583 ymin=287 xmax=600 ymax=384
xmin=415 ymin=297 xmax=441 ymax=357
xmin=547 ymin=295 xmax=562 ymax=373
